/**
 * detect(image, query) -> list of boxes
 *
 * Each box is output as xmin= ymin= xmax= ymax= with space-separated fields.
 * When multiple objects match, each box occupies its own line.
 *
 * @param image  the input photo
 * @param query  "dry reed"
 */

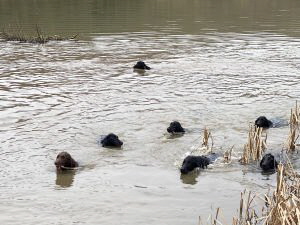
xmin=223 ymin=146 xmax=234 ymax=163
xmin=205 ymin=164 xmax=300 ymax=225
xmin=0 ymin=25 xmax=78 ymax=43
xmin=286 ymin=101 xmax=300 ymax=152
xmin=202 ymin=127 xmax=214 ymax=152
xmin=240 ymin=125 xmax=267 ymax=164
xmin=261 ymin=164 xmax=300 ymax=224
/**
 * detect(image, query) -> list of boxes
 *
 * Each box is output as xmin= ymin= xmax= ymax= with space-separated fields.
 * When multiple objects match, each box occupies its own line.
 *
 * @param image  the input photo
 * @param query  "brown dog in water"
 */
xmin=54 ymin=152 xmax=78 ymax=170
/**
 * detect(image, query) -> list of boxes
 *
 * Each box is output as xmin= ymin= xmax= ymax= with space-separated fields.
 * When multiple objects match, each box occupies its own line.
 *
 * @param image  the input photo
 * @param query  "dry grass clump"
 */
xmin=263 ymin=164 xmax=300 ymax=224
xmin=189 ymin=127 xmax=214 ymax=155
xmin=202 ymin=127 xmax=214 ymax=152
xmin=0 ymin=25 xmax=78 ymax=44
xmin=202 ymin=164 xmax=300 ymax=225
xmin=232 ymin=190 xmax=259 ymax=225
xmin=240 ymin=125 xmax=267 ymax=164
xmin=223 ymin=146 xmax=234 ymax=163
xmin=286 ymin=101 xmax=300 ymax=152
xmin=200 ymin=191 xmax=260 ymax=225
xmin=233 ymin=163 xmax=300 ymax=225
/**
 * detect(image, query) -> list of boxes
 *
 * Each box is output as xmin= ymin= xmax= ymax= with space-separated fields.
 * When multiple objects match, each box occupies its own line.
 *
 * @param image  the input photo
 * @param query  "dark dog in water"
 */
xmin=133 ymin=61 xmax=151 ymax=70
xmin=255 ymin=116 xmax=273 ymax=128
xmin=260 ymin=153 xmax=278 ymax=172
xmin=167 ymin=121 xmax=185 ymax=134
xmin=180 ymin=153 xmax=218 ymax=174
xmin=54 ymin=152 xmax=78 ymax=170
xmin=100 ymin=133 xmax=123 ymax=148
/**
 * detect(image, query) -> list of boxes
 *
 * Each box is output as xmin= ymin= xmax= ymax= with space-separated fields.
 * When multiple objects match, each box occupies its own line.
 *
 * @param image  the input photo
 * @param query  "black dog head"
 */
xmin=260 ymin=153 xmax=278 ymax=172
xmin=101 ymin=133 xmax=123 ymax=147
xmin=133 ymin=61 xmax=151 ymax=70
xmin=54 ymin=152 xmax=78 ymax=170
xmin=255 ymin=116 xmax=273 ymax=128
xmin=167 ymin=121 xmax=185 ymax=134
xmin=180 ymin=155 xmax=210 ymax=174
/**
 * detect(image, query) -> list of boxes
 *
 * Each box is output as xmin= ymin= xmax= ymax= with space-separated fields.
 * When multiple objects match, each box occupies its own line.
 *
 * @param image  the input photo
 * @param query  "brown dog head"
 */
xmin=54 ymin=152 xmax=78 ymax=170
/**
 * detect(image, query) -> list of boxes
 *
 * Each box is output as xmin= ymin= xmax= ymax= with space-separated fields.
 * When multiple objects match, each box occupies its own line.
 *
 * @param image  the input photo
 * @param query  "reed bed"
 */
xmin=286 ymin=102 xmax=300 ymax=152
xmin=233 ymin=164 xmax=300 ymax=225
xmin=240 ymin=125 xmax=267 ymax=164
xmin=203 ymin=164 xmax=300 ymax=225
xmin=0 ymin=25 xmax=78 ymax=43
xmin=264 ymin=164 xmax=300 ymax=224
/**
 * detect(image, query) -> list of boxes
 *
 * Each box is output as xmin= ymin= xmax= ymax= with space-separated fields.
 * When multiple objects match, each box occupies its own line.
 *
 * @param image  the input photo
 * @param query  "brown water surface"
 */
xmin=1 ymin=0 xmax=300 ymax=224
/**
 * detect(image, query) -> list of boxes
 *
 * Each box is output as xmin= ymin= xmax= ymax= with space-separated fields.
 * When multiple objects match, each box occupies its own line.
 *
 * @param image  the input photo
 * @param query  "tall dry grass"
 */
xmin=202 ymin=127 xmax=213 ymax=150
xmin=0 ymin=25 xmax=78 ymax=43
xmin=240 ymin=125 xmax=267 ymax=164
xmin=286 ymin=101 xmax=300 ymax=152
xmin=203 ymin=164 xmax=300 ymax=225
xmin=223 ymin=146 xmax=234 ymax=163
xmin=263 ymin=164 xmax=300 ymax=224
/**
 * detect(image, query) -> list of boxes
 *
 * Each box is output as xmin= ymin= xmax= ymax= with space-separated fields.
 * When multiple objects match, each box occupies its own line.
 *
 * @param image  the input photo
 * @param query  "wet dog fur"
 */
xmin=260 ymin=153 xmax=278 ymax=172
xmin=180 ymin=155 xmax=210 ymax=174
xmin=54 ymin=152 xmax=78 ymax=170
xmin=133 ymin=61 xmax=151 ymax=70
xmin=101 ymin=133 xmax=123 ymax=147
xmin=255 ymin=116 xmax=273 ymax=128
xmin=167 ymin=121 xmax=185 ymax=134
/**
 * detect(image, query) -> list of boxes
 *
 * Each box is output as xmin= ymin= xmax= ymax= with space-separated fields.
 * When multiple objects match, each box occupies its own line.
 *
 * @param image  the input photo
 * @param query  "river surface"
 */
xmin=1 ymin=0 xmax=300 ymax=224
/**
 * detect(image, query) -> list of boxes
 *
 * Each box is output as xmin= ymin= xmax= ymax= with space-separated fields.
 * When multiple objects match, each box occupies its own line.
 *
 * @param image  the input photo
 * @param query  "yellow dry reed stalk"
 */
xmin=286 ymin=101 xmax=300 ymax=152
xmin=0 ymin=25 xmax=78 ymax=44
xmin=240 ymin=125 xmax=267 ymax=164
xmin=232 ymin=218 xmax=238 ymax=225
xmin=205 ymin=164 xmax=300 ymax=225
xmin=223 ymin=146 xmax=234 ymax=163
xmin=233 ymin=190 xmax=260 ymax=225
xmin=202 ymin=127 xmax=214 ymax=152
xmin=262 ymin=164 xmax=300 ymax=225
xmin=202 ymin=127 xmax=210 ymax=147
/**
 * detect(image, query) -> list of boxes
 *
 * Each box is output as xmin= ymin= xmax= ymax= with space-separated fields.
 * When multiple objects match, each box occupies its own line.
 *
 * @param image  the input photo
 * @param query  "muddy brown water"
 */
xmin=1 ymin=0 xmax=300 ymax=224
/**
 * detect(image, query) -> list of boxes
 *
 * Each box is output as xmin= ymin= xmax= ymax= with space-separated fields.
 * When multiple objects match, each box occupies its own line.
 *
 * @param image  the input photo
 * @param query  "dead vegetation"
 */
xmin=240 ymin=125 xmax=267 ymax=164
xmin=201 ymin=164 xmax=300 ymax=225
xmin=0 ymin=25 xmax=78 ymax=43
xmin=264 ymin=164 xmax=300 ymax=224
xmin=286 ymin=101 xmax=300 ymax=152
xmin=202 ymin=127 xmax=214 ymax=152
xmin=223 ymin=146 xmax=234 ymax=163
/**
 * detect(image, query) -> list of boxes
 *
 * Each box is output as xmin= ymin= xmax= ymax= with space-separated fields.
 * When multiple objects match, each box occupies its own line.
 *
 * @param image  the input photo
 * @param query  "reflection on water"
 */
xmin=261 ymin=171 xmax=276 ymax=179
xmin=0 ymin=0 xmax=300 ymax=224
xmin=166 ymin=133 xmax=185 ymax=139
xmin=133 ymin=68 xmax=149 ymax=76
xmin=55 ymin=169 xmax=77 ymax=188
xmin=180 ymin=171 xmax=200 ymax=185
